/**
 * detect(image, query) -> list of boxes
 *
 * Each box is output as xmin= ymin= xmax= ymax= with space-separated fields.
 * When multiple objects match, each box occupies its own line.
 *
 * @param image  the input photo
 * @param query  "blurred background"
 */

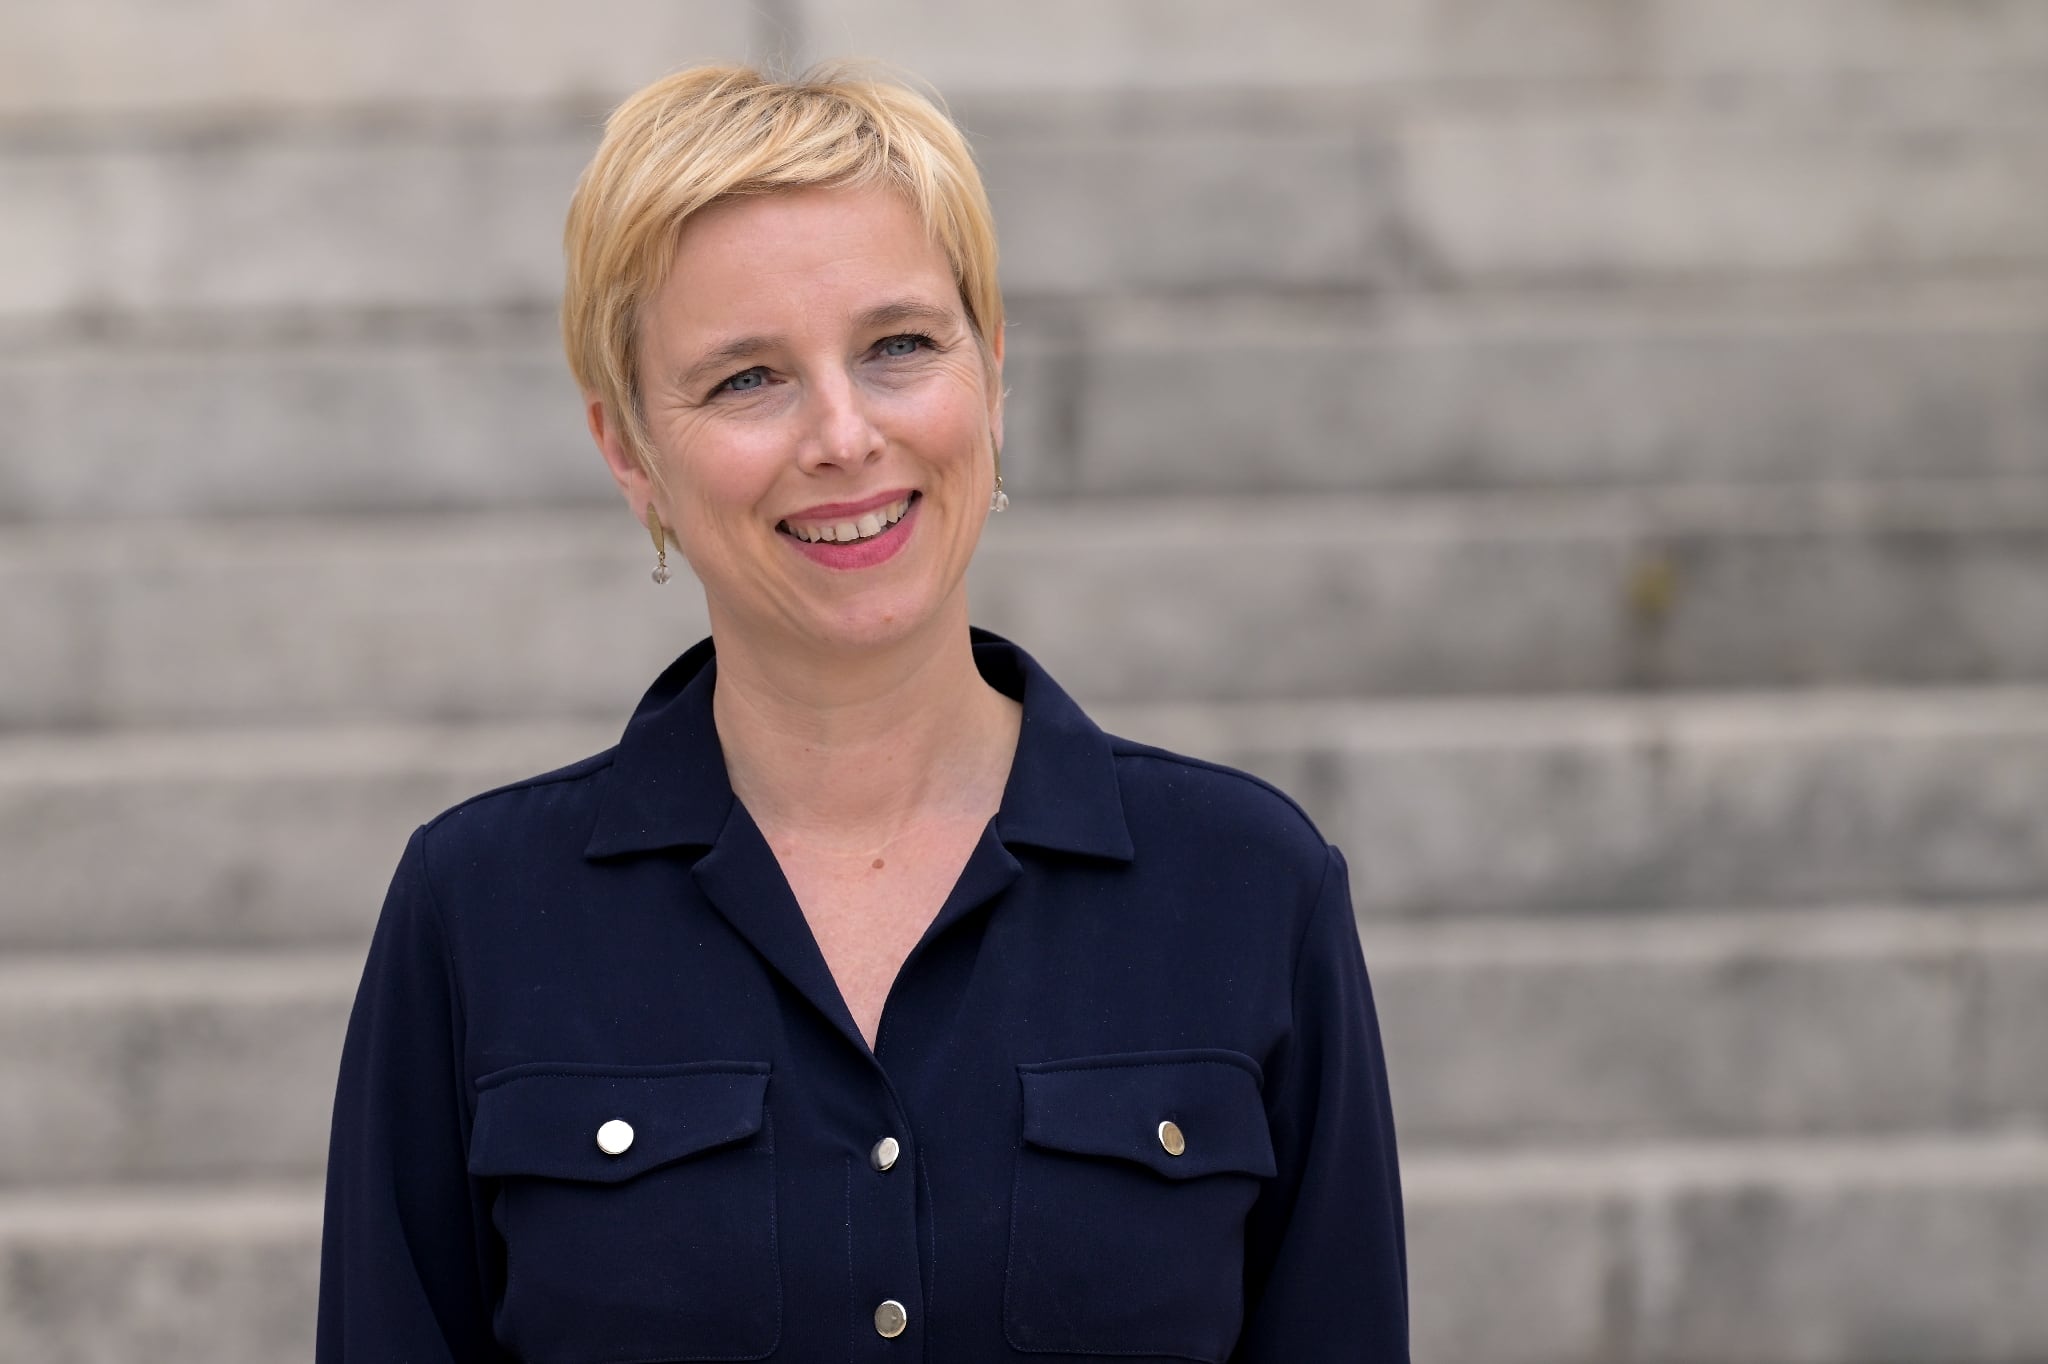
xmin=4 ymin=1 xmax=2048 ymax=1359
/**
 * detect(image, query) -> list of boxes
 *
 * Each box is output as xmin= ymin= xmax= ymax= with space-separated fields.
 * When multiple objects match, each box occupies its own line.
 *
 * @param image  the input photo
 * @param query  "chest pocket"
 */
xmin=1003 ymin=1049 xmax=1276 ymax=1362
xmin=468 ymin=1061 xmax=779 ymax=1364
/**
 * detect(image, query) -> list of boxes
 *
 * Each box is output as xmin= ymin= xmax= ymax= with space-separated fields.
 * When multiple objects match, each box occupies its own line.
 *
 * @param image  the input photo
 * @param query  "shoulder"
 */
xmin=412 ymin=747 xmax=619 ymax=877
xmin=1105 ymin=733 xmax=1333 ymax=889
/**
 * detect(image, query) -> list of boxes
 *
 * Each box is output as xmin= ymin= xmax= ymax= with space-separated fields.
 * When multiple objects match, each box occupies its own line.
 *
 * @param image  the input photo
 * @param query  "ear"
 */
xmin=586 ymin=394 xmax=657 ymax=518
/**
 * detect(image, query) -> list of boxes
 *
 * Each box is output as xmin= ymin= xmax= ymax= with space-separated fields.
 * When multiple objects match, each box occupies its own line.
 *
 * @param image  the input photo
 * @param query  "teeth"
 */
xmin=786 ymin=496 xmax=912 ymax=545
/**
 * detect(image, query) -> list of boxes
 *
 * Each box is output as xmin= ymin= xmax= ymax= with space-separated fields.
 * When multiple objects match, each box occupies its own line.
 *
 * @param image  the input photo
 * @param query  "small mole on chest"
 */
xmin=871 ymin=858 xmax=885 ymax=870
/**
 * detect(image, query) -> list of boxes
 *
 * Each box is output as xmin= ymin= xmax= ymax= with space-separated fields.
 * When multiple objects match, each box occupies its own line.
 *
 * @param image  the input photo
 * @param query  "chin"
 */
xmin=788 ymin=582 xmax=964 ymax=655
xmin=804 ymin=607 xmax=935 ymax=654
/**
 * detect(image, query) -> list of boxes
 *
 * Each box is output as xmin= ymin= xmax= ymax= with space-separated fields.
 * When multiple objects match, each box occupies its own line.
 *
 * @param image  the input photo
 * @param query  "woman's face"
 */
xmin=599 ymin=185 xmax=1004 ymax=660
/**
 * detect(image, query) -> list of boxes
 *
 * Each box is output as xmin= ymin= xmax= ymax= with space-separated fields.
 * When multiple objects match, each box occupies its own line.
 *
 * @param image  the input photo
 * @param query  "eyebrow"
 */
xmin=674 ymin=299 xmax=963 ymax=391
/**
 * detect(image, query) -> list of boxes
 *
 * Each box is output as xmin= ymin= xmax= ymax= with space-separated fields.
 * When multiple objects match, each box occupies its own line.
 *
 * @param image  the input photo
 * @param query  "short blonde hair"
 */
xmin=562 ymin=62 xmax=1003 ymax=472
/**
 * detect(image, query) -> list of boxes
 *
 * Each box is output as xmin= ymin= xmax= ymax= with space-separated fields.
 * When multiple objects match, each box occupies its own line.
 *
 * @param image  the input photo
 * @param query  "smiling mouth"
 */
xmin=777 ymin=493 xmax=918 ymax=545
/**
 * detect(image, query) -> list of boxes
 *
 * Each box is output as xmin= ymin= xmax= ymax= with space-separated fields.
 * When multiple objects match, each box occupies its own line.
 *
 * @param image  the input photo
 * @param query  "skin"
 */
xmin=586 ymin=185 xmax=1021 ymax=1048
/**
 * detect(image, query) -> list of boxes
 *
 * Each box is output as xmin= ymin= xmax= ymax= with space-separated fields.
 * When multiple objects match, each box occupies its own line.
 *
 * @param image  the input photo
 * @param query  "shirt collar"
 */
xmin=584 ymin=629 xmax=1134 ymax=863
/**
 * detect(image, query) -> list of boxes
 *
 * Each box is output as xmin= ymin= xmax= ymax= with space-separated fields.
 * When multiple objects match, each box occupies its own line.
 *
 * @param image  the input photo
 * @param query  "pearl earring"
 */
xmin=646 ymin=504 xmax=671 ymax=584
xmin=990 ymin=443 xmax=1010 ymax=513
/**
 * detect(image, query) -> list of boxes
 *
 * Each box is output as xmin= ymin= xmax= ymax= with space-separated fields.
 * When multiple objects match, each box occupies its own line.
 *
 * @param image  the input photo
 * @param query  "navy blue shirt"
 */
xmin=318 ymin=631 xmax=1408 ymax=1363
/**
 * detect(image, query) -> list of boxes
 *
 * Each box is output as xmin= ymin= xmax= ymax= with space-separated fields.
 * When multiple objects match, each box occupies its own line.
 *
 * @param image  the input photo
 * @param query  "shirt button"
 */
xmin=1157 ymin=1120 xmax=1185 ymax=1157
xmin=870 ymin=1136 xmax=901 ymax=1172
xmin=874 ymin=1299 xmax=908 ymax=1338
xmin=595 ymin=1119 xmax=635 ymax=1156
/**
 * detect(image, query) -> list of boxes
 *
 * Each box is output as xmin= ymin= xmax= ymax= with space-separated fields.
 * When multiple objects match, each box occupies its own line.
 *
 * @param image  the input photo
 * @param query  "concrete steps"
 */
xmin=0 ymin=1183 xmax=321 ymax=1364
xmin=1029 ymin=288 xmax=2048 ymax=498
xmin=11 ymin=0 xmax=2048 ymax=118
xmin=9 ymin=286 xmax=2048 ymax=518
xmin=988 ymin=480 xmax=2048 ymax=702
xmin=0 ymin=1 xmax=755 ymax=116
xmin=3 ymin=907 xmax=2041 ymax=1185
xmin=1405 ymin=1132 xmax=2048 ymax=1364
xmin=791 ymin=1 xmax=2048 ymax=91
xmin=1369 ymin=907 xmax=2048 ymax=1148
xmin=11 ymin=86 xmax=2048 ymax=326
xmin=10 ymin=686 xmax=2048 ymax=950
xmin=7 ymin=481 xmax=2048 ymax=729
xmin=8 ymin=1133 xmax=2048 ymax=1363
xmin=0 ymin=953 xmax=353 ymax=1184
xmin=1124 ymin=684 xmax=2048 ymax=918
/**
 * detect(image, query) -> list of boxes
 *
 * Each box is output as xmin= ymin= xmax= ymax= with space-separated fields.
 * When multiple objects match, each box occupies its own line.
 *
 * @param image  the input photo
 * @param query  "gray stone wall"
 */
xmin=3 ymin=3 xmax=2045 ymax=1359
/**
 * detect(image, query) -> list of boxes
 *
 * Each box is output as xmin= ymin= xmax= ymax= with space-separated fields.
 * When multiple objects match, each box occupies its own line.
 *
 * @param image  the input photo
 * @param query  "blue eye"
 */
xmin=878 ymin=334 xmax=931 ymax=358
xmin=718 ymin=367 xmax=767 ymax=394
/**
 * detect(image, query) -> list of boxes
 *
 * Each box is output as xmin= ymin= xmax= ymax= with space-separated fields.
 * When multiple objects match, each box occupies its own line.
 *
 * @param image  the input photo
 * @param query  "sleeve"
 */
xmin=1234 ymin=844 xmax=1410 ymax=1362
xmin=317 ymin=826 xmax=507 ymax=1362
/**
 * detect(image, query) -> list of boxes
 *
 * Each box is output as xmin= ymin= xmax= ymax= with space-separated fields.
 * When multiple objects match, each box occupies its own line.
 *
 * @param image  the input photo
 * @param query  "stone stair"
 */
xmin=9 ymin=482 xmax=2048 ymax=730
xmin=3 ymin=4 xmax=2046 ymax=1361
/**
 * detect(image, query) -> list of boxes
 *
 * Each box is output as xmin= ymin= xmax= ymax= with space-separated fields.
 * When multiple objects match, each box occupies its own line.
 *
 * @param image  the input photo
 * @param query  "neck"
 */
xmin=707 ymin=596 xmax=1021 ymax=850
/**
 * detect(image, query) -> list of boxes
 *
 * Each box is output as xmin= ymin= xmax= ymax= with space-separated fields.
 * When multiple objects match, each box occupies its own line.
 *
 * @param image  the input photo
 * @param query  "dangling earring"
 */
xmin=989 ymin=441 xmax=1010 ymax=513
xmin=646 ymin=504 xmax=671 ymax=584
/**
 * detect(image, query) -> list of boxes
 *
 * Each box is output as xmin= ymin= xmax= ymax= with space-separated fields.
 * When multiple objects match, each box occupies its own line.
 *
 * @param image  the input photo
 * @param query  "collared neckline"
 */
xmin=584 ymin=629 xmax=1134 ymax=863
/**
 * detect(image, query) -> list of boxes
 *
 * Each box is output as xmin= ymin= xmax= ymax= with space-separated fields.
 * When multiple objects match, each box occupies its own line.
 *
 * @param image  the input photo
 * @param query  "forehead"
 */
xmin=648 ymin=186 xmax=962 ymax=346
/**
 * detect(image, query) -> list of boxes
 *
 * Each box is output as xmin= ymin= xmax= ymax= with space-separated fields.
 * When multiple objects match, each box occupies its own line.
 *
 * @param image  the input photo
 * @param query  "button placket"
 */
xmin=851 ymin=1096 xmax=919 ymax=1350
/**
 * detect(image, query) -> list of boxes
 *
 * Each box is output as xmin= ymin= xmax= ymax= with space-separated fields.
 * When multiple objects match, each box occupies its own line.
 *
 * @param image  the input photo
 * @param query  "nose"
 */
xmin=796 ymin=368 xmax=883 ymax=472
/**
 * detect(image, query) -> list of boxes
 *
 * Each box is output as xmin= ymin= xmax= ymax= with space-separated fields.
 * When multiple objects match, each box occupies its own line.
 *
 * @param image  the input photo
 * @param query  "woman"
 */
xmin=318 ymin=63 xmax=1406 ymax=1363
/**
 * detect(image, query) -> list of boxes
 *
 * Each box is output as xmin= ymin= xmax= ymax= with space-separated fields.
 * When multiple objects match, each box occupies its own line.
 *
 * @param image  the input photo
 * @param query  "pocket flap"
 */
xmin=468 ymin=1060 xmax=770 ymax=1184
xmin=1018 ymin=1049 xmax=1275 ymax=1181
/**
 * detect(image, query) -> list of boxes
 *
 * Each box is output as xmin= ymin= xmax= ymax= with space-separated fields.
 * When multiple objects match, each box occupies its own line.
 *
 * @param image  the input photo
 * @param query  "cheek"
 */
xmin=888 ymin=390 xmax=992 ymax=466
xmin=667 ymin=435 xmax=785 ymax=528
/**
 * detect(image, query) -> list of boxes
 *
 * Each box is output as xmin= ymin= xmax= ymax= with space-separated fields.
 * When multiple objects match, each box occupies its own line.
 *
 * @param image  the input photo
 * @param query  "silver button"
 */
xmin=870 ymin=1136 xmax=901 ymax=1172
xmin=595 ymin=1119 xmax=635 ymax=1156
xmin=874 ymin=1299 xmax=908 ymax=1338
xmin=1157 ymin=1120 xmax=1185 ymax=1157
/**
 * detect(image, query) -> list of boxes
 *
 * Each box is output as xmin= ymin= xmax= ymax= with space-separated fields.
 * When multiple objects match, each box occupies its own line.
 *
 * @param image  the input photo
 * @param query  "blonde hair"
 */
xmin=562 ymin=62 xmax=1003 ymax=473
